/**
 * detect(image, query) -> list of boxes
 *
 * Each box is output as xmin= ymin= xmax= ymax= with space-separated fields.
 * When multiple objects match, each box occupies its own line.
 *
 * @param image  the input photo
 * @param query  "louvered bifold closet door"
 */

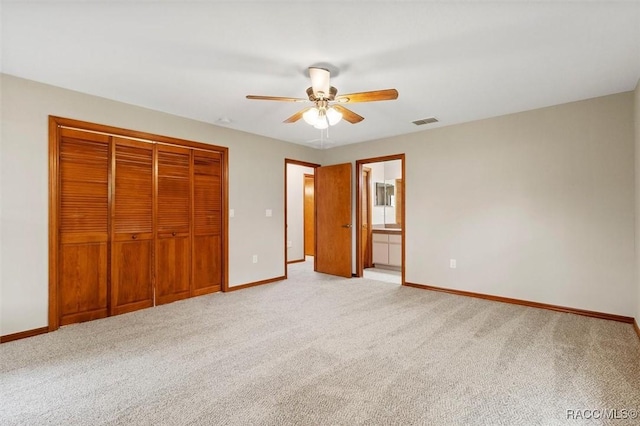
xmin=192 ymin=151 xmax=223 ymax=295
xmin=58 ymin=128 xmax=110 ymax=325
xmin=156 ymin=145 xmax=192 ymax=305
xmin=111 ymin=137 xmax=154 ymax=315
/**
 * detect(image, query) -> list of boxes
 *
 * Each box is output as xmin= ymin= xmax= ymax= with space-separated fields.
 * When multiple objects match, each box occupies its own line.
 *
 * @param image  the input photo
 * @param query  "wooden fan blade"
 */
xmin=246 ymin=95 xmax=307 ymax=102
xmin=335 ymin=89 xmax=398 ymax=103
xmin=283 ymin=107 xmax=311 ymax=123
xmin=333 ymin=105 xmax=364 ymax=124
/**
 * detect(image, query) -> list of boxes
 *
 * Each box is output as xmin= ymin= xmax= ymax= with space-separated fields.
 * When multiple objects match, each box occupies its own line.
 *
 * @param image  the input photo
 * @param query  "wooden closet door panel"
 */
xmin=58 ymin=128 xmax=110 ymax=325
xmin=156 ymin=145 xmax=191 ymax=304
xmin=112 ymin=239 xmax=153 ymax=313
xmin=157 ymin=146 xmax=191 ymax=234
xmin=193 ymin=152 xmax=222 ymax=235
xmin=192 ymin=151 xmax=222 ymax=295
xmin=193 ymin=235 xmax=221 ymax=295
xmin=156 ymin=236 xmax=191 ymax=304
xmin=111 ymin=138 xmax=154 ymax=315
xmin=59 ymin=129 xmax=109 ymax=235
xmin=59 ymin=242 xmax=108 ymax=325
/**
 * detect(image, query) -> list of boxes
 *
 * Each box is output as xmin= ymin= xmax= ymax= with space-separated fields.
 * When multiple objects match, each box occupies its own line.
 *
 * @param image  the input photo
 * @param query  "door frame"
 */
xmin=49 ymin=116 xmax=230 ymax=331
xmin=361 ymin=167 xmax=373 ymax=269
xmin=303 ymin=173 xmax=315 ymax=257
xmin=284 ymin=158 xmax=320 ymax=278
xmin=355 ymin=154 xmax=406 ymax=284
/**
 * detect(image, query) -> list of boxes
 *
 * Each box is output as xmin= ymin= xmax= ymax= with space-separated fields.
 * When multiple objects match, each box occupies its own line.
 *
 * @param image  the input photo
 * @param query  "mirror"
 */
xmin=375 ymin=182 xmax=394 ymax=206
xmin=369 ymin=160 xmax=402 ymax=228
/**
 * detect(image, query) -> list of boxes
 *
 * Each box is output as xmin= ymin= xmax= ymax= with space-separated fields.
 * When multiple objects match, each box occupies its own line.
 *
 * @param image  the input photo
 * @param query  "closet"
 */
xmin=50 ymin=117 xmax=227 ymax=329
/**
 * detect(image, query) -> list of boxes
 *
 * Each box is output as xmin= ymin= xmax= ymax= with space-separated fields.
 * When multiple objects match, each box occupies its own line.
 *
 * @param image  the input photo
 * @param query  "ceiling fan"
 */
xmin=246 ymin=67 xmax=398 ymax=129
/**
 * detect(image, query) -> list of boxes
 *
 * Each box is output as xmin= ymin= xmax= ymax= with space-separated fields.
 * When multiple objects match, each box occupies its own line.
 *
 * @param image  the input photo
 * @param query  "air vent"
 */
xmin=412 ymin=117 xmax=439 ymax=126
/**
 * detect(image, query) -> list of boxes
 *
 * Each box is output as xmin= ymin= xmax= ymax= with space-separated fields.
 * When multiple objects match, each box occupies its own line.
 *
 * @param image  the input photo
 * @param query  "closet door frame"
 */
xmin=48 ymin=116 xmax=229 ymax=331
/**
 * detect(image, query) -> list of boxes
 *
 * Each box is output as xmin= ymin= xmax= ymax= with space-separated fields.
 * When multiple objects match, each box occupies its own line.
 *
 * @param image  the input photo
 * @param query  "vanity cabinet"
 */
xmin=372 ymin=233 xmax=389 ymax=265
xmin=388 ymin=234 xmax=402 ymax=265
xmin=372 ymin=231 xmax=402 ymax=268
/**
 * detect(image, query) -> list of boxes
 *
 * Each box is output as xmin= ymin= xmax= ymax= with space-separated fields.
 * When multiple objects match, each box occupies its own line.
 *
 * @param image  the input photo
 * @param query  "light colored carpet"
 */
xmin=1 ymin=260 xmax=639 ymax=425
xmin=363 ymin=267 xmax=401 ymax=284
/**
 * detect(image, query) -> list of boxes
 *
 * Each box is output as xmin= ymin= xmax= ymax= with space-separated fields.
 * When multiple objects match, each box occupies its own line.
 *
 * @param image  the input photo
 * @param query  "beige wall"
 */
xmin=324 ymin=92 xmax=636 ymax=317
xmin=0 ymin=74 xmax=321 ymax=335
xmin=635 ymin=78 xmax=640 ymax=324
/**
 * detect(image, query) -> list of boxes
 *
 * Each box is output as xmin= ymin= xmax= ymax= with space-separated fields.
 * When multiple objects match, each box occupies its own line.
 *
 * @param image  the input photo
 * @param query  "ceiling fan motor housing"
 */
xmin=307 ymin=86 xmax=337 ymax=101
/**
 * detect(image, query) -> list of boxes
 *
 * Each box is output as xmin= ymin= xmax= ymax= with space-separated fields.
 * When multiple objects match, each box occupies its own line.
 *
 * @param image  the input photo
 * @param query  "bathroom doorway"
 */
xmin=356 ymin=154 xmax=405 ymax=284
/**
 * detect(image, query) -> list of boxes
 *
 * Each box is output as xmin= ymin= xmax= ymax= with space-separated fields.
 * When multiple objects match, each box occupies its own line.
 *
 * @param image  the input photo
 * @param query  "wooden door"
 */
xmin=156 ymin=145 xmax=191 ymax=305
xmin=304 ymin=174 xmax=315 ymax=256
xmin=111 ymin=137 xmax=154 ymax=315
xmin=361 ymin=168 xmax=372 ymax=268
xmin=58 ymin=128 xmax=110 ymax=325
xmin=192 ymin=150 xmax=222 ymax=296
xmin=315 ymin=163 xmax=352 ymax=278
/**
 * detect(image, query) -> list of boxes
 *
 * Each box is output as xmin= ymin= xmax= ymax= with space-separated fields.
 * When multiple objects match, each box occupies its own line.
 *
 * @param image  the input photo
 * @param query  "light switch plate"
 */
xmin=266 ymin=209 xmax=272 ymax=217
xmin=229 ymin=209 xmax=235 ymax=218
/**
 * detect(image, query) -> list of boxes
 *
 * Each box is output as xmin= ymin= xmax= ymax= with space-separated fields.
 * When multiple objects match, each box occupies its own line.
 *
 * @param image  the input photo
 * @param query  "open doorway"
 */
xmin=285 ymin=159 xmax=320 ymax=277
xmin=356 ymin=154 xmax=405 ymax=284
xmin=285 ymin=159 xmax=353 ymax=280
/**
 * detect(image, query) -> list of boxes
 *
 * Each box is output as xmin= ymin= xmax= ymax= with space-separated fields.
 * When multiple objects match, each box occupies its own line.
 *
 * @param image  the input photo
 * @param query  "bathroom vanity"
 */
xmin=372 ymin=228 xmax=402 ymax=269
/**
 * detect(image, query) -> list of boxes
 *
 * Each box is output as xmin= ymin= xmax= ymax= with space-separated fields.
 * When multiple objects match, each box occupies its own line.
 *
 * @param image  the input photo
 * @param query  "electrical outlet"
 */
xmin=449 ymin=259 xmax=457 ymax=269
xmin=252 ymin=255 xmax=258 ymax=264
xmin=266 ymin=209 xmax=272 ymax=217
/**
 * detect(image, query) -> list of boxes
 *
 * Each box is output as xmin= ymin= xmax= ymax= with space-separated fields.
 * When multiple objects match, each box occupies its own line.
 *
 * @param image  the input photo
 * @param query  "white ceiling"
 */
xmin=2 ymin=1 xmax=640 ymax=149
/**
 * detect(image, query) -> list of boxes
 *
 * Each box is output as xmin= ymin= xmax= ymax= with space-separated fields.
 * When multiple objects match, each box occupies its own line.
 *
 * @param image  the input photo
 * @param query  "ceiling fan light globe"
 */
xmin=326 ymin=107 xmax=343 ymax=126
xmin=314 ymin=118 xmax=329 ymax=129
xmin=303 ymin=107 xmax=319 ymax=125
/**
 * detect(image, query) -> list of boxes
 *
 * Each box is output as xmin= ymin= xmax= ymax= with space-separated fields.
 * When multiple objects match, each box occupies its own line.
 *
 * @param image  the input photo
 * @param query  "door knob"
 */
xmin=342 ymin=224 xmax=352 ymax=228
